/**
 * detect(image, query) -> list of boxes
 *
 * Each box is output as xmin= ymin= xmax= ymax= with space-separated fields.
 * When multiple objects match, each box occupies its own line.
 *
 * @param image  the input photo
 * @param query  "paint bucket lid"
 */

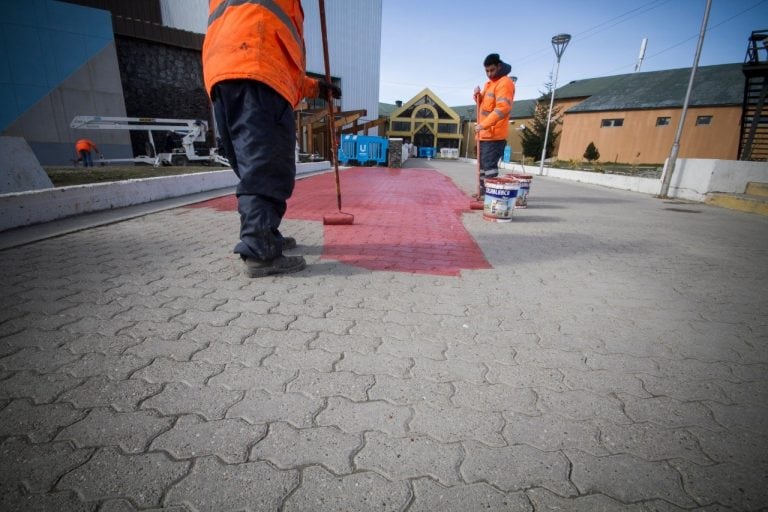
xmin=508 ymin=174 xmax=533 ymax=180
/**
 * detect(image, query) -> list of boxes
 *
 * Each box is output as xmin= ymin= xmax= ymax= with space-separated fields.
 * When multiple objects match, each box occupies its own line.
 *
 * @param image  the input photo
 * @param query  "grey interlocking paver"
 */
xmin=141 ymin=382 xmax=240 ymax=419
xmin=283 ymin=465 xmax=410 ymax=512
xmin=621 ymin=394 xmax=724 ymax=430
xmin=526 ymin=487 xmax=645 ymax=511
xmin=207 ymin=363 xmax=296 ymax=391
xmin=586 ymin=352 xmax=659 ymax=373
xmin=687 ymin=426 xmax=768 ymax=469
xmin=502 ymin=412 xmax=608 ymax=455
xmin=106 ymin=305 xmax=174 ymax=323
xmin=117 ymin=320 xmax=194 ymax=340
xmin=151 ymin=415 xmax=265 ymax=463
xmin=1 ymin=328 xmax=72 ymax=350
xmin=717 ymin=379 xmax=768 ymax=405
xmin=672 ymin=460 xmax=768 ymax=510
xmin=326 ymin=304 xmax=387 ymax=321
xmin=60 ymin=333 xmax=141 ymax=355
xmin=228 ymin=310 xmax=295 ymax=331
xmin=163 ymin=296 xmax=227 ymax=312
xmin=191 ymin=341 xmax=272 ymax=366
xmin=180 ymin=323 xmax=255 ymax=344
xmin=124 ymin=338 xmax=206 ymax=361
xmin=0 ymin=347 xmax=81 ymax=373
xmin=315 ymin=396 xmax=410 ymax=435
xmin=348 ymin=318 xmax=414 ymax=340
xmin=131 ymin=357 xmax=219 ymax=385
xmin=57 ymin=353 xmax=149 ymax=380
xmin=287 ymin=368 xmax=373 ymax=401
xmin=411 ymin=356 xmax=485 ymax=384
xmin=0 ymin=399 xmax=84 ymax=442
xmin=485 ymin=362 xmax=566 ymax=390
xmin=462 ymin=441 xmax=577 ymax=496
xmin=56 ymin=407 xmax=174 ymax=453
xmin=652 ymin=357 xmax=735 ymax=382
xmin=58 ymin=375 xmax=161 ymax=411
xmin=336 ymin=350 xmax=411 ymax=378
xmin=250 ymin=422 xmax=359 ymax=473
xmin=60 ymin=316 xmax=136 ymax=337
xmin=0 ymin=486 xmax=96 ymax=512
xmin=410 ymin=479 xmax=532 ymax=512
xmin=310 ymin=332 xmax=381 ymax=354
xmin=452 ymin=381 xmax=537 ymax=414
xmin=0 ymin=437 xmax=92 ymax=492
xmin=165 ymin=456 xmax=297 ymax=512
xmin=705 ymin=401 xmax=768 ymax=432
xmin=0 ymin=370 xmax=83 ymax=403
xmin=57 ymin=447 xmax=189 ymax=508
xmin=367 ymin=373 xmax=452 ymax=407
xmin=377 ymin=336 xmax=444 ymax=360
xmin=170 ymin=309 xmax=240 ymax=327
xmin=567 ymin=450 xmax=697 ymax=507
xmin=598 ymin=420 xmax=712 ymax=464
xmin=410 ymin=403 xmax=505 ymax=445
xmin=562 ymin=367 xmax=651 ymax=397
xmin=262 ymin=345 xmax=340 ymax=372
xmin=445 ymin=340 xmax=515 ymax=365
xmin=214 ymin=297 xmax=275 ymax=312
xmin=245 ymin=327 xmax=317 ymax=350
xmin=227 ymin=389 xmax=323 ymax=427
xmin=354 ymin=431 xmax=463 ymax=485
xmin=537 ymin=388 xmax=631 ymax=423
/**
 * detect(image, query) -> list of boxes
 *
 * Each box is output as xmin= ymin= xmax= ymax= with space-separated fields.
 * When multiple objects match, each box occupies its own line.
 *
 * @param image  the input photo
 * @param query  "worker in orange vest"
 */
xmin=474 ymin=53 xmax=516 ymax=197
xmin=75 ymin=138 xmax=100 ymax=167
xmin=203 ymin=0 xmax=340 ymax=278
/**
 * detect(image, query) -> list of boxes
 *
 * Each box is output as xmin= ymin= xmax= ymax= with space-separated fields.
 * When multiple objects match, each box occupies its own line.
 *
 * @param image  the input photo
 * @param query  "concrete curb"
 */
xmin=0 ymin=162 xmax=330 ymax=233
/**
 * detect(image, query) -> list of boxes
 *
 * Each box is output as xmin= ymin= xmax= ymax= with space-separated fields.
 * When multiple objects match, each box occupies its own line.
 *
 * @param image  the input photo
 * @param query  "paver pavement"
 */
xmin=0 ymin=159 xmax=767 ymax=511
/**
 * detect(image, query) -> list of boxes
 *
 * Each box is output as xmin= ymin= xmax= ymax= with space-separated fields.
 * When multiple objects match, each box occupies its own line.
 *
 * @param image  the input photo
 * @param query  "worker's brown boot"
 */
xmin=242 ymin=255 xmax=305 ymax=278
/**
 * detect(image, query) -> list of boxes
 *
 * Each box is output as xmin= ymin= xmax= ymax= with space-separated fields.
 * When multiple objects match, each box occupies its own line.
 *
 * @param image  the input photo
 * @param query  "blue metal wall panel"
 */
xmin=0 ymin=0 xmax=113 ymax=132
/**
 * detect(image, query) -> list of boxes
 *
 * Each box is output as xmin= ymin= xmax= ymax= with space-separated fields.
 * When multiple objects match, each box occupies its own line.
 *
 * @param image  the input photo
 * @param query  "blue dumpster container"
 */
xmin=503 ymin=145 xmax=511 ymax=162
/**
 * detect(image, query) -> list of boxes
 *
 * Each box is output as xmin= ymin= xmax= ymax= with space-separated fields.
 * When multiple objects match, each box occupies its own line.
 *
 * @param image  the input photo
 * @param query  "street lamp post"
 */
xmin=539 ymin=33 xmax=571 ymax=175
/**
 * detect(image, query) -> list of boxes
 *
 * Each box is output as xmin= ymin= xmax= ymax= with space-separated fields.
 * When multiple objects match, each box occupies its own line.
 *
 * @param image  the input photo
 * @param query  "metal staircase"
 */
xmin=739 ymin=30 xmax=768 ymax=161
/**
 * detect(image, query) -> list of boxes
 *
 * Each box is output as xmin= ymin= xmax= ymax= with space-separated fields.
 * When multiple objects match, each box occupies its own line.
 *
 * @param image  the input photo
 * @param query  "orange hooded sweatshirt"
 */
xmin=477 ymin=62 xmax=515 ymax=141
xmin=203 ymin=0 xmax=319 ymax=107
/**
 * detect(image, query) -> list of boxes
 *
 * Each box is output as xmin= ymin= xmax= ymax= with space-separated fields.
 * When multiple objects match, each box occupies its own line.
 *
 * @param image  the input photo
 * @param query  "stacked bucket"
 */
xmin=482 ymin=173 xmax=534 ymax=222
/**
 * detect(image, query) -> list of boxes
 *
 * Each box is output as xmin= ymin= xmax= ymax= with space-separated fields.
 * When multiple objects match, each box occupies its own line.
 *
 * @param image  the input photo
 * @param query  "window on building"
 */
xmin=696 ymin=115 xmax=712 ymax=126
xmin=600 ymin=118 xmax=624 ymax=127
xmin=438 ymin=123 xmax=457 ymax=134
xmin=391 ymin=121 xmax=410 ymax=131
xmin=656 ymin=117 xmax=671 ymax=126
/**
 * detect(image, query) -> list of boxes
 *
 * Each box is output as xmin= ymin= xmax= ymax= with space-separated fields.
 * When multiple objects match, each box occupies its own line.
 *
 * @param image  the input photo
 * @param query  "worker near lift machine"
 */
xmin=202 ymin=0 xmax=341 ymax=278
xmin=474 ymin=53 xmax=515 ymax=197
xmin=75 ymin=138 xmax=100 ymax=167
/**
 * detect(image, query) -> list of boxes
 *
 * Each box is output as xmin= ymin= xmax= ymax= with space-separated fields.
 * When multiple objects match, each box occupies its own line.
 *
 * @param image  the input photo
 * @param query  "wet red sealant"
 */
xmin=190 ymin=167 xmax=490 ymax=276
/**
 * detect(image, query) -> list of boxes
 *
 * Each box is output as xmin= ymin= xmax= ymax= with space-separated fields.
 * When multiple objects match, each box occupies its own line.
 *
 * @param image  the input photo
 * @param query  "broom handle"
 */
xmin=476 ymin=95 xmax=481 ymax=197
xmin=319 ymin=0 xmax=342 ymax=211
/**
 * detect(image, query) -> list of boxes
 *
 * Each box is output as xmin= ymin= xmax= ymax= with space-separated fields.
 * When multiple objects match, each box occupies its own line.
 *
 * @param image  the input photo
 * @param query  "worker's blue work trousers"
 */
xmin=212 ymin=80 xmax=295 ymax=261
xmin=79 ymin=150 xmax=93 ymax=167
xmin=479 ymin=139 xmax=506 ymax=195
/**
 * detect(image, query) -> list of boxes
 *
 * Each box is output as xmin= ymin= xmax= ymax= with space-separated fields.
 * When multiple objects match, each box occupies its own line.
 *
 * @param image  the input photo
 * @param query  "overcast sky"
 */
xmin=379 ymin=0 xmax=768 ymax=106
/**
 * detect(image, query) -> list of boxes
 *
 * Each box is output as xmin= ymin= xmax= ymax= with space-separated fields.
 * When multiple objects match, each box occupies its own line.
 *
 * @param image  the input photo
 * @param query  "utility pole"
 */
xmin=658 ymin=0 xmax=712 ymax=198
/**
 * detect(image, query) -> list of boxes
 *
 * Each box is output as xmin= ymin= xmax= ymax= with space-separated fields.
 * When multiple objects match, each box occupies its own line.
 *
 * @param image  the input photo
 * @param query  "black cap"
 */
xmin=484 ymin=53 xmax=501 ymax=66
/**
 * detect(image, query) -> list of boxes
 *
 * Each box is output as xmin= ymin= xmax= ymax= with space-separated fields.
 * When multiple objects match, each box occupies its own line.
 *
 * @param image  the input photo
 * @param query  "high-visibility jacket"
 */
xmin=203 ymin=0 xmax=319 ymax=107
xmin=75 ymin=139 xmax=97 ymax=153
xmin=477 ymin=75 xmax=515 ymax=141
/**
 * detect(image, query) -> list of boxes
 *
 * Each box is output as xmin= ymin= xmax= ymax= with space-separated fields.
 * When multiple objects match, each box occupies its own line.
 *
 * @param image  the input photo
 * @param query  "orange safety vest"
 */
xmin=478 ymin=75 xmax=515 ymax=141
xmin=203 ymin=0 xmax=319 ymax=107
xmin=75 ymin=139 xmax=97 ymax=153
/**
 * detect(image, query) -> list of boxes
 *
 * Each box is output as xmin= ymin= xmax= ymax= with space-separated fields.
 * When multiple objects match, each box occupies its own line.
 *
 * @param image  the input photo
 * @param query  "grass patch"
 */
xmin=44 ymin=165 xmax=228 ymax=187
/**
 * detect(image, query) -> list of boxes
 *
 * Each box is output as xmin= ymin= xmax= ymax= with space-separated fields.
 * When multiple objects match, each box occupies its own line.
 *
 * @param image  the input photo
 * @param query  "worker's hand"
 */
xmin=319 ymin=80 xmax=341 ymax=100
xmin=474 ymin=123 xmax=483 ymax=133
xmin=473 ymin=86 xmax=481 ymax=103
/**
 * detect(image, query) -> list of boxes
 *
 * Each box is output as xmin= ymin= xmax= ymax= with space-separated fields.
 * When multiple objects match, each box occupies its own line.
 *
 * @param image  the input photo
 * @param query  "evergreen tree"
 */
xmin=583 ymin=141 xmax=600 ymax=162
xmin=520 ymin=81 xmax=562 ymax=162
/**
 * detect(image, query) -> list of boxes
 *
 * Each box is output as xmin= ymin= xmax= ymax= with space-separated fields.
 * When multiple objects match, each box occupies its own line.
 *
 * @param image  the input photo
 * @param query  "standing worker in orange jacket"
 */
xmin=474 ymin=53 xmax=515 ymax=197
xmin=75 ymin=138 xmax=100 ymax=167
xmin=203 ymin=0 xmax=340 ymax=278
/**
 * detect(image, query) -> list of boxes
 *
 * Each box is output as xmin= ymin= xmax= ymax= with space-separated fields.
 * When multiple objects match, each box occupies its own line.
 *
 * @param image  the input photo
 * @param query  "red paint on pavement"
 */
xmin=191 ymin=167 xmax=490 ymax=276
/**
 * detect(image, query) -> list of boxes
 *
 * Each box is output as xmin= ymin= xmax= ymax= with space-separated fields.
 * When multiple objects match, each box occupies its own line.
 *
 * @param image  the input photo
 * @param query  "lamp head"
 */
xmin=551 ymin=33 xmax=571 ymax=59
